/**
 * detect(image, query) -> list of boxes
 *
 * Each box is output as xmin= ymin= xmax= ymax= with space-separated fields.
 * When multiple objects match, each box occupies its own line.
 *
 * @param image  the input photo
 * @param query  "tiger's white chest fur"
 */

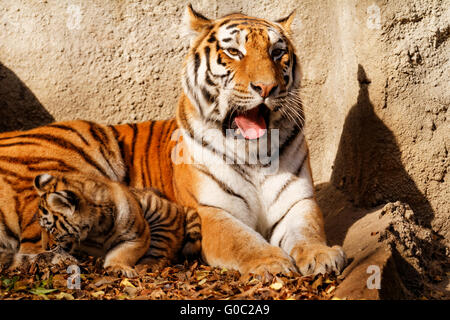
xmin=182 ymin=115 xmax=313 ymax=242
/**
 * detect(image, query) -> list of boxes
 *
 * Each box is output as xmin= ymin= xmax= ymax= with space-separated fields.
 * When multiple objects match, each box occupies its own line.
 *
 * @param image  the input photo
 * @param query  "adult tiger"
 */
xmin=0 ymin=5 xmax=346 ymax=276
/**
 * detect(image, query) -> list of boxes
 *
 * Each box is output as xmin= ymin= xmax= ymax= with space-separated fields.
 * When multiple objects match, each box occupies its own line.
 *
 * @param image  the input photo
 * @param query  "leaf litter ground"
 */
xmin=0 ymin=257 xmax=340 ymax=300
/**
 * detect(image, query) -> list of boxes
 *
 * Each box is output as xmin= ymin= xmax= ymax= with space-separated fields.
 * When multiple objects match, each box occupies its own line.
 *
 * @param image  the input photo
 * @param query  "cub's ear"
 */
xmin=47 ymin=191 xmax=79 ymax=215
xmin=182 ymin=4 xmax=212 ymax=38
xmin=276 ymin=10 xmax=296 ymax=33
xmin=34 ymin=174 xmax=56 ymax=195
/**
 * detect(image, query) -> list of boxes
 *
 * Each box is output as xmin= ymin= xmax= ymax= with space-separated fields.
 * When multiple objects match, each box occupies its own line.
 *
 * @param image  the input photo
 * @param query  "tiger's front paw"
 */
xmin=242 ymin=246 xmax=298 ymax=280
xmin=105 ymin=264 xmax=138 ymax=278
xmin=291 ymin=243 xmax=347 ymax=276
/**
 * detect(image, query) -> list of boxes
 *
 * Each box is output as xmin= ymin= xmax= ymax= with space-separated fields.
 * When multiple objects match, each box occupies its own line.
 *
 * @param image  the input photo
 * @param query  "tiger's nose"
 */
xmin=250 ymin=82 xmax=278 ymax=98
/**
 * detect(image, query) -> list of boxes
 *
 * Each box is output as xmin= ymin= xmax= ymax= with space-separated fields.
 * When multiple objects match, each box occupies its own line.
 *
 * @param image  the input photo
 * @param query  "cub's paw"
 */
xmin=181 ymin=240 xmax=202 ymax=258
xmin=0 ymin=250 xmax=14 ymax=269
xmin=41 ymin=247 xmax=79 ymax=267
xmin=242 ymin=246 xmax=298 ymax=281
xmin=136 ymin=257 xmax=170 ymax=272
xmin=9 ymin=248 xmax=78 ymax=271
xmin=105 ymin=264 xmax=138 ymax=278
xmin=291 ymin=243 xmax=347 ymax=276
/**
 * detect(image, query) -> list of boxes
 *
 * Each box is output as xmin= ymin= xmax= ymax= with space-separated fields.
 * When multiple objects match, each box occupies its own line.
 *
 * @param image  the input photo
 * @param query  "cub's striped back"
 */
xmin=131 ymin=188 xmax=202 ymax=269
xmin=34 ymin=173 xmax=150 ymax=277
xmin=33 ymin=173 xmax=201 ymax=274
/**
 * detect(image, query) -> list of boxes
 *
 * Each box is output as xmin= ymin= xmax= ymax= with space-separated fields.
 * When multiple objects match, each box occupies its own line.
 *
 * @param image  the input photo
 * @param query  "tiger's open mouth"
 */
xmin=223 ymin=104 xmax=270 ymax=140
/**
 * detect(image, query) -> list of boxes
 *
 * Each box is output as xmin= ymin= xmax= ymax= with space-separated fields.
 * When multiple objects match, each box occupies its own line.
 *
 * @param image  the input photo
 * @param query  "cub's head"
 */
xmin=33 ymin=174 xmax=95 ymax=252
xmin=181 ymin=5 xmax=302 ymax=140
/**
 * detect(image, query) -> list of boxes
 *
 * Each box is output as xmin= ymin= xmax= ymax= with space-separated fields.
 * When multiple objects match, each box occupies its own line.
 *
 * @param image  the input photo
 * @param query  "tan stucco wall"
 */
xmin=0 ymin=0 xmax=448 ymax=239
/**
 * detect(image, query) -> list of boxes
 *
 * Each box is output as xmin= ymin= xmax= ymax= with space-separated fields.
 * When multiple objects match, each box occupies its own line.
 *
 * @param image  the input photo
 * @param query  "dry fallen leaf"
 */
xmin=326 ymin=285 xmax=336 ymax=294
xmin=195 ymin=270 xmax=210 ymax=281
xmin=55 ymin=292 xmax=75 ymax=300
xmin=247 ymin=278 xmax=260 ymax=285
xmin=269 ymin=282 xmax=283 ymax=291
xmin=120 ymin=278 xmax=135 ymax=288
xmin=311 ymin=276 xmax=323 ymax=290
xmin=123 ymin=286 xmax=138 ymax=297
xmin=91 ymin=290 xmax=105 ymax=298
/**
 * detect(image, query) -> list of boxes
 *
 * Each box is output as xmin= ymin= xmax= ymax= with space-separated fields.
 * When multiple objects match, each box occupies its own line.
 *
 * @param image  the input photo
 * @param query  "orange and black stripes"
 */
xmin=0 ymin=133 xmax=110 ymax=177
xmin=113 ymin=119 xmax=179 ymax=201
xmin=0 ymin=120 xmax=129 ymax=263
xmin=0 ymin=117 xmax=184 ymax=267
xmin=32 ymin=174 xmax=151 ymax=275
xmin=0 ymin=6 xmax=314 ymax=275
xmin=132 ymin=188 xmax=202 ymax=265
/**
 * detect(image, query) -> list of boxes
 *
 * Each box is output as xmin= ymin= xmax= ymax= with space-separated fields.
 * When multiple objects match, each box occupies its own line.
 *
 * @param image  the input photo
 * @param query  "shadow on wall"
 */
xmin=0 ymin=62 xmax=54 ymax=133
xmin=322 ymin=64 xmax=434 ymax=229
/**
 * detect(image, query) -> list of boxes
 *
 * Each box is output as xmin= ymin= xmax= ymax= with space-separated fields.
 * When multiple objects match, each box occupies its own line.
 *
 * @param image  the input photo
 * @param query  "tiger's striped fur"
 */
xmin=34 ymin=173 xmax=151 ymax=277
xmin=0 ymin=121 xmax=128 ymax=269
xmin=0 ymin=5 xmax=346 ymax=276
xmin=170 ymin=6 xmax=346 ymax=276
xmin=131 ymin=188 xmax=202 ymax=269
xmin=34 ymin=174 xmax=201 ymax=275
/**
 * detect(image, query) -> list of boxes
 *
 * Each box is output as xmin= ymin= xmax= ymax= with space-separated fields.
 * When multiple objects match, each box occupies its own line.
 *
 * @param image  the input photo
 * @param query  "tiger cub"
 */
xmin=34 ymin=173 xmax=150 ymax=277
xmin=34 ymin=173 xmax=202 ymax=275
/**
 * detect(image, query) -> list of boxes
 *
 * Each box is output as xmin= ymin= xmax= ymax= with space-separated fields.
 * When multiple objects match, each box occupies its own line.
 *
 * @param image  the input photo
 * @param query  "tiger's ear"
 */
xmin=276 ymin=10 xmax=296 ymax=33
xmin=34 ymin=174 xmax=56 ymax=195
xmin=47 ymin=191 xmax=79 ymax=215
xmin=182 ymin=4 xmax=212 ymax=37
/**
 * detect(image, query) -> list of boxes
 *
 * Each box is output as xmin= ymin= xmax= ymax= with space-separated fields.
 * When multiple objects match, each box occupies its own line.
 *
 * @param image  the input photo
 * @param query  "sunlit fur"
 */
xmin=35 ymin=173 xmax=150 ymax=277
xmin=0 ymin=121 xmax=128 ymax=269
xmin=34 ymin=174 xmax=201 ymax=275
xmin=174 ymin=6 xmax=346 ymax=276
xmin=131 ymin=187 xmax=202 ymax=269
xmin=0 ymin=6 xmax=345 ymax=276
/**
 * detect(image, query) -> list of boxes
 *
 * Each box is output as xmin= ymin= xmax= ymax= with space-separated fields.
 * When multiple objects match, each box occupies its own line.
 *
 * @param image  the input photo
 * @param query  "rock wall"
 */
xmin=0 ymin=1 xmax=448 ymax=241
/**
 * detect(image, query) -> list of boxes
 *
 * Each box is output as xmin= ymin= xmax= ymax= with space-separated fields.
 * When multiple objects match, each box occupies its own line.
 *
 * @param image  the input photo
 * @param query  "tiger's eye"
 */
xmin=272 ymin=49 xmax=286 ymax=58
xmin=226 ymin=48 xmax=240 ymax=56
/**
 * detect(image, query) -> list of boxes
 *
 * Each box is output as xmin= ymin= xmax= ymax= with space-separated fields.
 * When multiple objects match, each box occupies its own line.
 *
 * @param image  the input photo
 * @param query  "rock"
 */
xmin=333 ymin=207 xmax=414 ymax=299
xmin=319 ymin=184 xmax=449 ymax=300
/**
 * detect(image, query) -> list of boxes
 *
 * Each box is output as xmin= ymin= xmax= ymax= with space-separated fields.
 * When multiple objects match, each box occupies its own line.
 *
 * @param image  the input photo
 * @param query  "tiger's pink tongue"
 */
xmin=234 ymin=107 xmax=267 ymax=140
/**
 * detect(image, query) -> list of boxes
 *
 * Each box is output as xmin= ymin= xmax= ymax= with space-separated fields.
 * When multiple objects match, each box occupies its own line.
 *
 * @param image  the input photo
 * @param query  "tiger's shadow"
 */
xmin=0 ymin=62 xmax=54 ymax=133
xmin=317 ymin=64 xmax=435 ymax=245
